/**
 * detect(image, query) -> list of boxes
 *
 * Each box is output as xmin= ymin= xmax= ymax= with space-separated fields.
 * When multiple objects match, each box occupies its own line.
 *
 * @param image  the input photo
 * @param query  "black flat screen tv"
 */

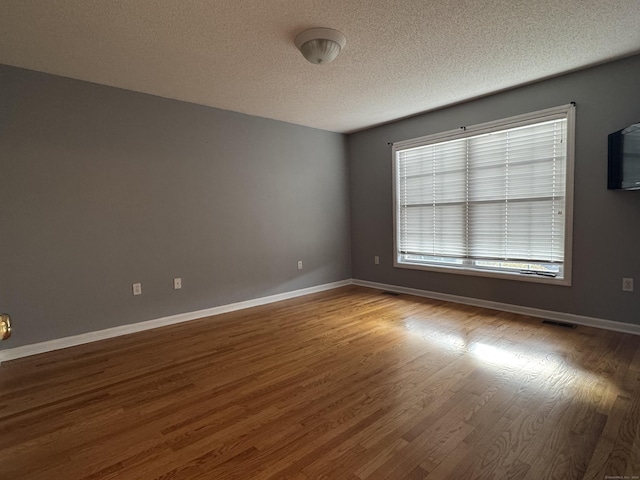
xmin=608 ymin=122 xmax=640 ymax=190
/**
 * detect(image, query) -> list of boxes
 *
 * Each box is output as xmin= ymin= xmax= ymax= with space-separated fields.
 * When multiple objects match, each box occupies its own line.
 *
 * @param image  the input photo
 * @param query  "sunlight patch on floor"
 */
xmin=403 ymin=317 xmax=620 ymax=406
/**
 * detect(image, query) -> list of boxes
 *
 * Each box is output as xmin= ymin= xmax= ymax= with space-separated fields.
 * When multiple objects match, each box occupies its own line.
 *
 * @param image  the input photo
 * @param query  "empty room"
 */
xmin=1 ymin=1 xmax=640 ymax=479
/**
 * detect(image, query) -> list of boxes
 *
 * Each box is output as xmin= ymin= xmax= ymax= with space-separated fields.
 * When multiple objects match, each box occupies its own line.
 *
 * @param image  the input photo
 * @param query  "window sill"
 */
xmin=394 ymin=260 xmax=572 ymax=286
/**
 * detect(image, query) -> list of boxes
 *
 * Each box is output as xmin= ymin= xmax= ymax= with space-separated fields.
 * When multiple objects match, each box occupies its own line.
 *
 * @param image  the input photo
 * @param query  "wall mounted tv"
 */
xmin=608 ymin=122 xmax=640 ymax=190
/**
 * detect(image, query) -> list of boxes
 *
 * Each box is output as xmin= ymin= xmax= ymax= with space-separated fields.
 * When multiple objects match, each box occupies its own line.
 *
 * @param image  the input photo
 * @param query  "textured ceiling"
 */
xmin=1 ymin=1 xmax=639 ymax=133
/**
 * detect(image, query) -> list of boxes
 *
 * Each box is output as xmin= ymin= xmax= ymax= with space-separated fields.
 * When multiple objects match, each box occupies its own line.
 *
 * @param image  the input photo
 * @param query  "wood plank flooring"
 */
xmin=0 ymin=285 xmax=639 ymax=479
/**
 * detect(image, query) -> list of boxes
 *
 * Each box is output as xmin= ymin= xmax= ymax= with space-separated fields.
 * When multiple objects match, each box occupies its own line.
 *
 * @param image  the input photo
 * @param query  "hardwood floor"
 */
xmin=0 ymin=285 xmax=639 ymax=479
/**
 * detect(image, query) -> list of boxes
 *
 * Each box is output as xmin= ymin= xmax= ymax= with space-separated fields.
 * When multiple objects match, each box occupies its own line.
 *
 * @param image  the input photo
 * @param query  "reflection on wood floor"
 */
xmin=0 ymin=285 xmax=638 ymax=479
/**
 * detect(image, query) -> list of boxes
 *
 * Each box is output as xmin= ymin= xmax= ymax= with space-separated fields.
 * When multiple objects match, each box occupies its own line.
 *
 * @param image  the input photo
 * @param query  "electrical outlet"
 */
xmin=374 ymin=255 xmax=380 ymax=265
xmin=173 ymin=277 xmax=182 ymax=290
xmin=622 ymin=278 xmax=634 ymax=292
xmin=132 ymin=283 xmax=142 ymax=296
xmin=297 ymin=260 xmax=303 ymax=270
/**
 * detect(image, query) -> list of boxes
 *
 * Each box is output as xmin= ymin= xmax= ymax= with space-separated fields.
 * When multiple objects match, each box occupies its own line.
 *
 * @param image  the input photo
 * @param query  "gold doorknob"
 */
xmin=0 ymin=314 xmax=11 ymax=340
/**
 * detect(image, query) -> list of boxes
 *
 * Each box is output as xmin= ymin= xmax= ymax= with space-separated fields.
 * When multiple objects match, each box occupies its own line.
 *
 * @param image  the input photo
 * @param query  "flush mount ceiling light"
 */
xmin=294 ymin=27 xmax=346 ymax=65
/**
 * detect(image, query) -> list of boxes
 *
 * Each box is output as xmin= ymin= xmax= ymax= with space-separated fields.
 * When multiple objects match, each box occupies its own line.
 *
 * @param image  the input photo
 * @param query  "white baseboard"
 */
xmin=353 ymin=279 xmax=640 ymax=336
xmin=0 ymin=279 xmax=353 ymax=364
xmin=3 ymin=277 xmax=638 ymax=364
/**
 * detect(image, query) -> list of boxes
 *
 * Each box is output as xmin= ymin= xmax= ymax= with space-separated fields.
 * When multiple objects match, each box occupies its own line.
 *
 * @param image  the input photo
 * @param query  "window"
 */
xmin=393 ymin=104 xmax=575 ymax=285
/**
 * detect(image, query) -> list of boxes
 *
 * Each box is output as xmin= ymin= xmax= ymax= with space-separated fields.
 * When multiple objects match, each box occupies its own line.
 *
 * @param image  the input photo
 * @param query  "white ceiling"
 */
xmin=1 ymin=1 xmax=639 ymax=133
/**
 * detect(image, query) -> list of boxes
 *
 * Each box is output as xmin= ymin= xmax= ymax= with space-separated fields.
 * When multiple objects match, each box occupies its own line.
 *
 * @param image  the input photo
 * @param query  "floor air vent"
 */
xmin=382 ymin=291 xmax=400 ymax=296
xmin=542 ymin=319 xmax=577 ymax=329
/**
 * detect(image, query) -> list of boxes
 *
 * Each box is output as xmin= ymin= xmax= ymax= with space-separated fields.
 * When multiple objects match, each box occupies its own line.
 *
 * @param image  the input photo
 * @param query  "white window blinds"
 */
xmin=394 ymin=105 xmax=574 ymax=283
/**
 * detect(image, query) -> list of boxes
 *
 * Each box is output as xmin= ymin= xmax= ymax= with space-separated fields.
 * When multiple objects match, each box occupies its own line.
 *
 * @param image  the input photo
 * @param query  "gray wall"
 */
xmin=349 ymin=54 xmax=640 ymax=326
xmin=0 ymin=65 xmax=351 ymax=348
xmin=3 ymin=54 xmax=639 ymax=351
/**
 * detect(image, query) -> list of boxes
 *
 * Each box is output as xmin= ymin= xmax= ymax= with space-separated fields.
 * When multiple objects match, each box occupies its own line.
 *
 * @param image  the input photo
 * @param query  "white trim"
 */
xmin=3 ymin=277 xmax=638 ymax=364
xmin=352 ymin=279 xmax=640 ymax=336
xmin=0 ymin=279 xmax=352 ymax=364
xmin=562 ymin=104 xmax=576 ymax=286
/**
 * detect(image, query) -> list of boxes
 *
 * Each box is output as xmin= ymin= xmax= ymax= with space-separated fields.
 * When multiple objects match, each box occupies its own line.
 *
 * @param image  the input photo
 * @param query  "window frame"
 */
xmin=392 ymin=104 xmax=575 ymax=286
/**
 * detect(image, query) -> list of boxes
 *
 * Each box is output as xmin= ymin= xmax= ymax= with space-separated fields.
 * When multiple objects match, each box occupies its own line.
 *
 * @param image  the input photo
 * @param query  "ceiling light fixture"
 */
xmin=295 ymin=28 xmax=346 ymax=65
